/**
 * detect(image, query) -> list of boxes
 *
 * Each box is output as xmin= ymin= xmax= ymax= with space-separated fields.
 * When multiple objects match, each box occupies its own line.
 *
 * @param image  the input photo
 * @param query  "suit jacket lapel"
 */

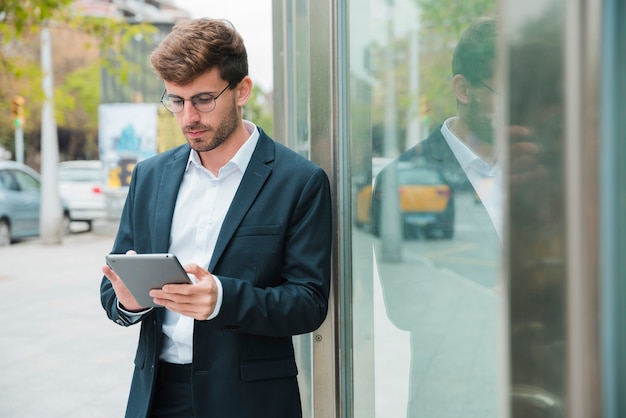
xmin=209 ymin=132 xmax=274 ymax=270
xmin=425 ymin=127 xmax=457 ymax=166
xmin=424 ymin=127 xmax=473 ymax=193
xmin=153 ymin=145 xmax=190 ymax=252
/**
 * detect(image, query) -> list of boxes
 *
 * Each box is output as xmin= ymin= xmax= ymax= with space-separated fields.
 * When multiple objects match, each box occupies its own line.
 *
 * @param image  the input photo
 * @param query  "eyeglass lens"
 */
xmin=160 ymin=85 xmax=229 ymax=113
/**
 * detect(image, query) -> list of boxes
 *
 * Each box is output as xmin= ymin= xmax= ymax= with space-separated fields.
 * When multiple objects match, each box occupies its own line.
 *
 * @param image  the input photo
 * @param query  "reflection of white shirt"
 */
xmin=441 ymin=117 xmax=502 ymax=241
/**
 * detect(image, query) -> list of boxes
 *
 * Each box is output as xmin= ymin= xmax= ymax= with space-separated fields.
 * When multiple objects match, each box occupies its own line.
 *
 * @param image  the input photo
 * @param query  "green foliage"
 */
xmin=244 ymin=83 xmax=274 ymax=137
xmin=0 ymin=0 xmax=156 ymax=156
xmin=416 ymin=0 xmax=494 ymax=41
xmin=415 ymin=0 xmax=496 ymax=128
xmin=0 ymin=0 xmax=73 ymax=39
xmin=371 ymin=0 xmax=496 ymax=154
xmin=69 ymin=15 xmax=156 ymax=84
xmin=55 ymin=63 xmax=100 ymax=129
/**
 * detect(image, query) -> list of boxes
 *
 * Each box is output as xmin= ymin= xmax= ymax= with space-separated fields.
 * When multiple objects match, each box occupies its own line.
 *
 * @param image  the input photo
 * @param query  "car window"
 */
xmin=0 ymin=170 xmax=19 ymax=191
xmin=397 ymin=168 xmax=444 ymax=186
xmin=12 ymin=170 xmax=40 ymax=192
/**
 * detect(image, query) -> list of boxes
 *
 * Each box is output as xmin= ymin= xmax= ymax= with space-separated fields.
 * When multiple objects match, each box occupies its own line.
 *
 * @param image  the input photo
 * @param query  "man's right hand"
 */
xmin=102 ymin=250 xmax=146 ymax=312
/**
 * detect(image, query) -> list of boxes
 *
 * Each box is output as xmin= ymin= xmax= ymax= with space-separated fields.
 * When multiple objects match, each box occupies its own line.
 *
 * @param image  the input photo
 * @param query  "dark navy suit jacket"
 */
xmin=101 ymin=127 xmax=332 ymax=418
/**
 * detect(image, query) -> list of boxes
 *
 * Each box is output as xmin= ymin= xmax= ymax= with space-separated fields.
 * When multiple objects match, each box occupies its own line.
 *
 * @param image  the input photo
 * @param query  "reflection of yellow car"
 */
xmin=355 ymin=183 xmax=374 ymax=228
xmin=360 ymin=163 xmax=455 ymax=239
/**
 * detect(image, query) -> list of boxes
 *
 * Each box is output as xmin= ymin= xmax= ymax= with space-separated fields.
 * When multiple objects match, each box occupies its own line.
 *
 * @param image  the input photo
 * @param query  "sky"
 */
xmin=172 ymin=0 xmax=274 ymax=91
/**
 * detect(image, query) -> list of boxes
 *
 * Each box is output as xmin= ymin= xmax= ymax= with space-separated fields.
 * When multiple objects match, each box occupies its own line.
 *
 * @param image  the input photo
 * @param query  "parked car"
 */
xmin=0 ymin=161 xmax=70 ymax=246
xmin=58 ymin=160 xmax=107 ymax=231
xmin=354 ymin=157 xmax=394 ymax=229
xmin=369 ymin=162 xmax=455 ymax=239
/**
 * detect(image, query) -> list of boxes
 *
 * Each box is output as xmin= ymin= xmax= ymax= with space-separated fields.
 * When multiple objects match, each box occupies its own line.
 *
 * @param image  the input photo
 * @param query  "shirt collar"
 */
xmin=185 ymin=120 xmax=260 ymax=175
xmin=440 ymin=116 xmax=494 ymax=174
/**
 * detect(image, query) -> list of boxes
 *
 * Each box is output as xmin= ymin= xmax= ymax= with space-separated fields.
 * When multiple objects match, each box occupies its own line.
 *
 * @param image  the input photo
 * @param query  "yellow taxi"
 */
xmin=358 ymin=161 xmax=455 ymax=239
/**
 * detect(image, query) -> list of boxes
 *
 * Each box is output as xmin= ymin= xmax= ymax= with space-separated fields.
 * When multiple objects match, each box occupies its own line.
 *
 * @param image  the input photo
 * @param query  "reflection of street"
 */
xmin=371 ymin=190 xmax=504 ymax=417
xmin=402 ymin=192 xmax=500 ymax=288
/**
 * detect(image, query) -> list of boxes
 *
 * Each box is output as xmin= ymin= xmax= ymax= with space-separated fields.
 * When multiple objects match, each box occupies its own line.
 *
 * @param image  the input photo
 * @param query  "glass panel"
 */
xmin=503 ymin=1 xmax=567 ymax=416
xmin=349 ymin=2 xmax=375 ymax=416
xmin=350 ymin=0 xmax=501 ymax=416
xmin=601 ymin=0 xmax=626 ymax=416
xmin=273 ymin=0 xmax=315 ymax=416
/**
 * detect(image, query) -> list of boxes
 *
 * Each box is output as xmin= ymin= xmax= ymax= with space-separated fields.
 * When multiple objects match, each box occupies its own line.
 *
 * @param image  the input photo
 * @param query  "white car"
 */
xmin=58 ymin=160 xmax=107 ymax=230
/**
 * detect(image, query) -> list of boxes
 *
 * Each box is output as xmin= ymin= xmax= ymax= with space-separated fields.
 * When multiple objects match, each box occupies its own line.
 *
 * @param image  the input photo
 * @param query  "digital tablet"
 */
xmin=105 ymin=253 xmax=193 ymax=308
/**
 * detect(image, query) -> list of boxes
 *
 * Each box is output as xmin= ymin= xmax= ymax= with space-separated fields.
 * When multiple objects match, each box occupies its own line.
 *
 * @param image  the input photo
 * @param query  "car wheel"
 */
xmin=423 ymin=224 xmax=454 ymax=240
xmin=403 ymin=223 xmax=419 ymax=240
xmin=423 ymin=225 xmax=437 ymax=240
xmin=441 ymin=227 xmax=454 ymax=240
xmin=62 ymin=213 xmax=72 ymax=236
xmin=0 ymin=219 xmax=11 ymax=246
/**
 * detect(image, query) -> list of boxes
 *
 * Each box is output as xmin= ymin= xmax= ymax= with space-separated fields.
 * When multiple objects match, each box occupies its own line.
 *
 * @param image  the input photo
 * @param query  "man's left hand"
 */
xmin=149 ymin=263 xmax=218 ymax=320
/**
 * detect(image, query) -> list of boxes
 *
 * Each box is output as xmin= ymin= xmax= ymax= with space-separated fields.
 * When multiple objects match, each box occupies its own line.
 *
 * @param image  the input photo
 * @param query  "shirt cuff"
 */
xmin=205 ymin=275 xmax=223 ymax=320
xmin=118 ymin=301 xmax=153 ymax=321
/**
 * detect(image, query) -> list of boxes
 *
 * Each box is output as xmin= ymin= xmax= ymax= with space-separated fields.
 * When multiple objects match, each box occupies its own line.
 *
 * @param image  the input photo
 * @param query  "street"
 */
xmin=0 ymin=227 xmax=137 ymax=417
xmin=368 ymin=191 xmax=504 ymax=417
xmin=401 ymin=192 xmax=501 ymax=288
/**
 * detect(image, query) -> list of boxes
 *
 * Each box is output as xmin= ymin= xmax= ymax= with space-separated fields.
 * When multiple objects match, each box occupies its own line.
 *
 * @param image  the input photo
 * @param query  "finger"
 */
xmin=103 ymin=263 xmax=145 ymax=311
xmin=510 ymin=155 xmax=539 ymax=171
xmin=184 ymin=263 xmax=208 ymax=280
xmin=511 ymin=141 xmax=540 ymax=155
xmin=102 ymin=264 xmax=122 ymax=284
xmin=508 ymin=125 xmax=533 ymax=138
xmin=126 ymin=250 xmax=137 ymax=255
xmin=159 ymin=300 xmax=211 ymax=321
xmin=159 ymin=281 xmax=195 ymax=296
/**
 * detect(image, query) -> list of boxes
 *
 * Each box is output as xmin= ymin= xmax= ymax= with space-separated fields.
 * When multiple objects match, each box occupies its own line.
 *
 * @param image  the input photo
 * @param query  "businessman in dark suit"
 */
xmin=100 ymin=18 xmax=332 ymax=418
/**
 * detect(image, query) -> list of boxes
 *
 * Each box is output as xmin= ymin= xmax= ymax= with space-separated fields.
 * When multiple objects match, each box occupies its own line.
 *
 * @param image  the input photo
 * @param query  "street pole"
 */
xmin=404 ymin=6 xmax=421 ymax=150
xmin=14 ymin=120 xmax=24 ymax=164
xmin=10 ymin=95 xmax=25 ymax=163
xmin=39 ymin=26 xmax=63 ymax=245
xmin=380 ymin=0 xmax=402 ymax=263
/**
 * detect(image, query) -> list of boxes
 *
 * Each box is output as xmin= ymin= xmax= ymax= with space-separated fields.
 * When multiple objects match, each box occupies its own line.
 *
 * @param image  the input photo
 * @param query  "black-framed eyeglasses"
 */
xmin=478 ymin=81 xmax=495 ymax=93
xmin=160 ymin=84 xmax=230 ymax=113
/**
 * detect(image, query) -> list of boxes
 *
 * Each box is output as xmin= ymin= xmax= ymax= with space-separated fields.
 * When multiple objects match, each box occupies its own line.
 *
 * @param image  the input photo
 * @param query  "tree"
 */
xmin=416 ymin=0 xmax=495 ymax=129
xmin=369 ymin=0 xmax=496 ymax=155
xmin=244 ymin=83 xmax=274 ymax=138
xmin=0 ymin=1 xmax=155 ymax=163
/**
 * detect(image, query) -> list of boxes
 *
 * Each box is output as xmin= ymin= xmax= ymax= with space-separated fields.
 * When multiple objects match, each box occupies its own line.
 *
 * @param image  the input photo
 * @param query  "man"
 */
xmin=100 ymin=18 xmax=332 ymax=418
xmin=373 ymin=17 xmax=504 ymax=417
xmin=373 ymin=16 xmax=501 ymax=241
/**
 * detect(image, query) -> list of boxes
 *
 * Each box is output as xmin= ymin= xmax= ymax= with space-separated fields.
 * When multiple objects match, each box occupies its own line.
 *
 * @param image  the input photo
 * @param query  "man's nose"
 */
xmin=181 ymin=102 xmax=201 ymax=125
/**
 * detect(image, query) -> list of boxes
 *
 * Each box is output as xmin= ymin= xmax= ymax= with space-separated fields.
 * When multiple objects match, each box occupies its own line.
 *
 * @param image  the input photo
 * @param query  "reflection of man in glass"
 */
xmin=374 ymin=17 xmax=503 ymax=417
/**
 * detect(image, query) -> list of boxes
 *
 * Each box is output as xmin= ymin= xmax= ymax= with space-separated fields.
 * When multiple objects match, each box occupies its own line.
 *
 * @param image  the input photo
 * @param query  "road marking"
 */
xmin=431 ymin=256 xmax=497 ymax=267
xmin=421 ymin=243 xmax=476 ymax=259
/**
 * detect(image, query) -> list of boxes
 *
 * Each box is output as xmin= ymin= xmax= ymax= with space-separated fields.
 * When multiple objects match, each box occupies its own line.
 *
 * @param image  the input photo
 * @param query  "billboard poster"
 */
xmin=98 ymin=103 xmax=158 ymax=188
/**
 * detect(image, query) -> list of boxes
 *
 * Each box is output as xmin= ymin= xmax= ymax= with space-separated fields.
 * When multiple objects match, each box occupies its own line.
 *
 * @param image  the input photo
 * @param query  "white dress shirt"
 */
xmin=120 ymin=120 xmax=259 ymax=364
xmin=440 ymin=117 xmax=502 ymax=241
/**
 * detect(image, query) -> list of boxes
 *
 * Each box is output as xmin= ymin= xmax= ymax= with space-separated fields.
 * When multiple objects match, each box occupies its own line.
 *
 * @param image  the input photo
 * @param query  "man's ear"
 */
xmin=452 ymin=74 xmax=471 ymax=105
xmin=236 ymin=76 xmax=253 ymax=106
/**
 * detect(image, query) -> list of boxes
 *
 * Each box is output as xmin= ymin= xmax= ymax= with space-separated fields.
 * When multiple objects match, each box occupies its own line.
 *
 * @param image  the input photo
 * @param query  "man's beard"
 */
xmin=467 ymin=96 xmax=494 ymax=145
xmin=185 ymin=101 xmax=240 ymax=152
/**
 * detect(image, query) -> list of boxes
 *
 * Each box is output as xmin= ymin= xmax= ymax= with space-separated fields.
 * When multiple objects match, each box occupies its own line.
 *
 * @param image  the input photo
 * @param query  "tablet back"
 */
xmin=105 ymin=253 xmax=192 ymax=308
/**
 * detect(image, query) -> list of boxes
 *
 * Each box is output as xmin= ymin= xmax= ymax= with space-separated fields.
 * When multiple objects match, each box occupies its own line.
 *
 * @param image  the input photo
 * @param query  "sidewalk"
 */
xmin=0 ymin=230 xmax=137 ymax=417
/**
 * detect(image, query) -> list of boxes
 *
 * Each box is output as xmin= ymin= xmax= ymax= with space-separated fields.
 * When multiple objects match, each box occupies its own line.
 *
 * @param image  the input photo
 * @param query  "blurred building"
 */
xmin=74 ymin=0 xmax=191 ymax=104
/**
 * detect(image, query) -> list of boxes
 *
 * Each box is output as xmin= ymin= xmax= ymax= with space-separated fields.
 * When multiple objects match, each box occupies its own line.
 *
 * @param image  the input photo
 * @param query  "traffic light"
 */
xmin=10 ymin=95 xmax=25 ymax=128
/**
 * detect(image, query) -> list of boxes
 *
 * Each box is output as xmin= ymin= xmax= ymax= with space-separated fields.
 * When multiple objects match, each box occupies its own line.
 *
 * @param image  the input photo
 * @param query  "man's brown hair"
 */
xmin=150 ymin=18 xmax=248 ymax=87
xmin=452 ymin=17 xmax=496 ymax=85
